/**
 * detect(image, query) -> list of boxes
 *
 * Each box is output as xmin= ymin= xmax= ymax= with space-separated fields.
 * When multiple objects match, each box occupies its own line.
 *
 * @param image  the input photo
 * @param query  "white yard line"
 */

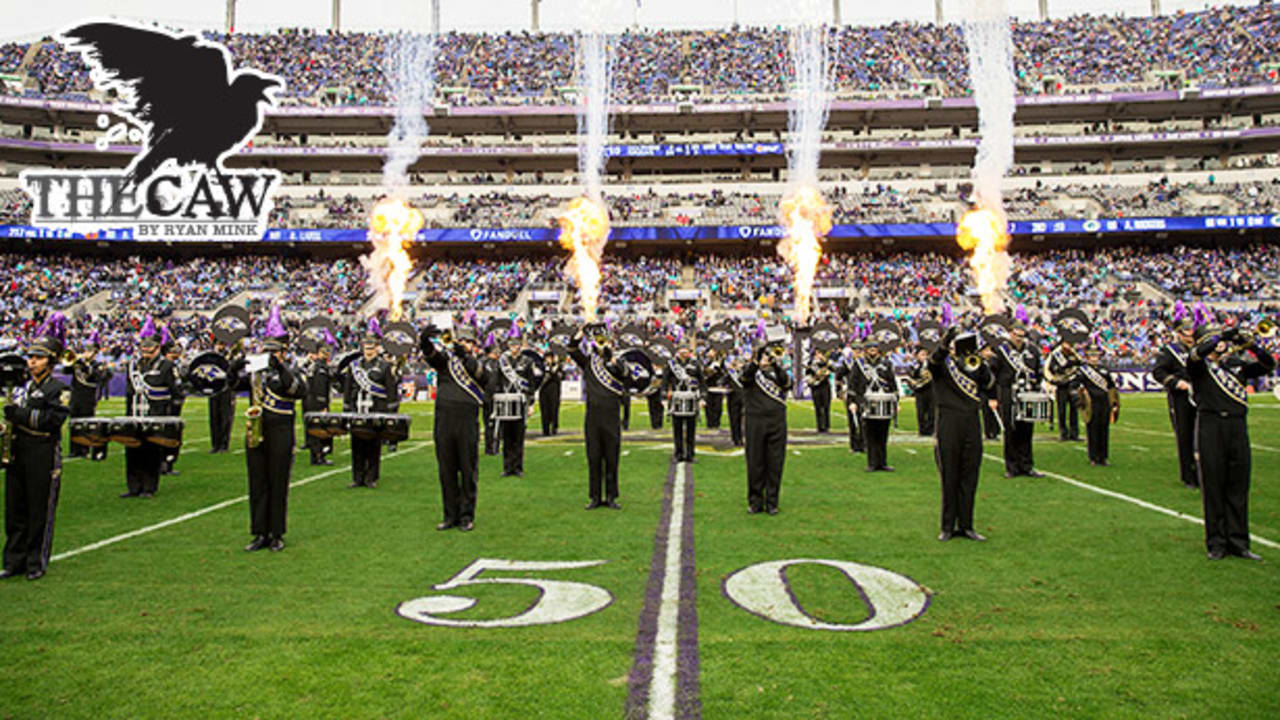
xmin=1115 ymin=425 xmax=1279 ymax=453
xmin=648 ymin=461 xmax=688 ymax=720
xmin=980 ymin=453 xmax=1280 ymax=550
xmin=51 ymin=442 xmax=431 ymax=563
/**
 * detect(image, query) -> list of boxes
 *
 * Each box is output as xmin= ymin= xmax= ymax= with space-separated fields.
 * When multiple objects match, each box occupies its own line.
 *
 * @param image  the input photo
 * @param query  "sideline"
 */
xmin=51 ymin=442 xmax=432 ymax=563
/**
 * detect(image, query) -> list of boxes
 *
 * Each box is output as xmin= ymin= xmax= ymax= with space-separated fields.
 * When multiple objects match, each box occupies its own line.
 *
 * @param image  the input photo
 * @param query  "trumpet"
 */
xmin=768 ymin=343 xmax=787 ymax=359
xmin=962 ymin=354 xmax=983 ymax=372
xmin=1226 ymin=320 xmax=1276 ymax=351
xmin=439 ymin=329 xmax=453 ymax=345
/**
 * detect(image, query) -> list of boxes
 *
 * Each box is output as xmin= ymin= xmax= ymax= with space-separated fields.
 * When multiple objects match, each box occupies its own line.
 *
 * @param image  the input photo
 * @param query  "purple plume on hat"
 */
xmin=941 ymin=302 xmax=954 ymax=327
xmin=322 ymin=327 xmax=338 ymax=347
xmin=673 ymin=324 xmax=684 ymax=342
xmin=755 ymin=319 xmax=766 ymax=340
xmin=1016 ymin=304 xmax=1029 ymax=324
xmin=42 ymin=311 xmax=67 ymax=347
xmin=265 ymin=304 xmax=288 ymax=339
xmin=1172 ymin=299 xmax=1186 ymax=322
xmin=88 ymin=329 xmax=101 ymax=346
xmin=1192 ymin=301 xmax=1208 ymax=328
xmin=160 ymin=324 xmax=174 ymax=347
xmin=138 ymin=315 xmax=157 ymax=340
xmin=484 ymin=331 xmax=495 ymax=349
xmin=509 ymin=322 xmax=520 ymax=338
xmin=463 ymin=309 xmax=477 ymax=326
xmin=367 ymin=315 xmax=382 ymax=339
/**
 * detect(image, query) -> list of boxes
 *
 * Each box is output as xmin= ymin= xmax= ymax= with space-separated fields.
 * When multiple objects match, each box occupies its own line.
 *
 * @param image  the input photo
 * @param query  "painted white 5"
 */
xmin=722 ymin=558 xmax=930 ymax=631
xmin=395 ymin=558 xmax=614 ymax=628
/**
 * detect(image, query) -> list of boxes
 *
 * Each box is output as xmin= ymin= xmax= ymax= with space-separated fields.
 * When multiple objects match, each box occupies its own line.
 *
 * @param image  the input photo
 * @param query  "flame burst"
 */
xmin=558 ymin=196 xmax=609 ymax=322
xmin=956 ymin=206 xmax=1011 ymax=315
xmin=777 ymin=185 xmax=832 ymax=326
xmin=363 ymin=196 xmax=424 ymax=321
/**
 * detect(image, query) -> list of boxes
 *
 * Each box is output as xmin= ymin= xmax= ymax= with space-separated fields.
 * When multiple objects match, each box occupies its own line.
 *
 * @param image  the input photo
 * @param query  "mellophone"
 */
xmin=1014 ymin=392 xmax=1054 ymax=423
xmin=304 ymin=412 xmax=411 ymax=442
xmin=69 ymin=416 xmax=184 ymax=449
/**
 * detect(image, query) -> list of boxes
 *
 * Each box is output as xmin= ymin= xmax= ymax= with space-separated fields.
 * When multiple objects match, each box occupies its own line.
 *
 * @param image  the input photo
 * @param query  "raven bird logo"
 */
xmin=60 ymin=21 xmax=283 ymax=188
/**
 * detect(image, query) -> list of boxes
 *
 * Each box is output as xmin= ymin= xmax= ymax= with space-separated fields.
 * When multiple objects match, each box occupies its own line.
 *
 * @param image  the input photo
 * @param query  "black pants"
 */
xmin=160 ymin=401 xmax=183 ymax=474
xmin=936 ymin=408 xmax=983 ymax=533
xmin=3 ymin=437 xmax=60 ymax=575
xmin=727 ymin=391 xmax=744 ymax=445
xmin=436 ymin=403 xmax=480 ymax=525
xmin=621 ymin=395 xmax=631 ymax=430
xmin=501 ymin=418 xmax=525 ymax=475
xmin=981 ymin=403 xmax=1001 ymax=440
xmin=915 ymin=390 xmax=935 ymax=436
xmin=705 ymin=392 xmax=723 ymax=429
xmin=539 ymin=385 xmax=560 ymax=436
xmin=210 ymin=392 xmax=235 ymax=451
xmin=350 ymin=435 xmax=381 ymax=486
xmin=1196 ymin=413 xmax=1252 ymax=555
xmin=483 ymin=398 xmax=498 ymax=454
xmin=1168 ymin=393 xmax=1198 ymax=487
xmin=673 ymin=414 xmax=696 ymax=461
xmin=125 ymin=443 xmax=163 ymax=495
xmin=864 ymin=418 xmax=891 ymax=470
xmin=1086 ymin=408 xmax=1110 ymax=463
xmin=845 ymin=402 xmax=864 ymax=452
xmin=245 ymin=415 xmax=294 ymax=538
xmin=584 ymin=404 xmax=621 ymax=503
xmin=745 ymin=413 xmax=786 ymax=512
xmin=1055 ymin=384 xmax=1079 ymax=439
xmin=811 ymin=383 xmax=831 ymax=432
xmin=306 ymin=427 xmax=333 ymax=464
xmin=1000 ymin=395 xmax=1035 ymax=475
xmin=648 ymin=394 xmax=664 ymax=430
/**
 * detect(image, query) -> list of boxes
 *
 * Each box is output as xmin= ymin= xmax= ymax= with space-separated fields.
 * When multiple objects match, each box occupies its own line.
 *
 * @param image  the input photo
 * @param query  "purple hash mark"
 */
xmin=676 ymin=462 xmax=702 ymax=720
xmin=624 ymin=458 xmax=678 ymax=719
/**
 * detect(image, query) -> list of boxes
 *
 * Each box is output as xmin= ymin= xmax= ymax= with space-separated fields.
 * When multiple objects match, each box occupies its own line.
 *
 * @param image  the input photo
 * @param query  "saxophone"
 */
xmin=0 ymin=386 xmax=14 ymax=466
xmin=246 ymin=370 xmax=264 ymax=449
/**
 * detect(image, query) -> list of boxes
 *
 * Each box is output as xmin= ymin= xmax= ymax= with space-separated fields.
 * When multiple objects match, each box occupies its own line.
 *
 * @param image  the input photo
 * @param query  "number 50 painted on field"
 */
xmin=395 ymin=558 xmax=930 ymax=631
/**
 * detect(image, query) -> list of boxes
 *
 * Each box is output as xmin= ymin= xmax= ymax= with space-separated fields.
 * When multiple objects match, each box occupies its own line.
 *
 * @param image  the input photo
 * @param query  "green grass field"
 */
xmin=1 ymin=392 xmax=1278 ymax=719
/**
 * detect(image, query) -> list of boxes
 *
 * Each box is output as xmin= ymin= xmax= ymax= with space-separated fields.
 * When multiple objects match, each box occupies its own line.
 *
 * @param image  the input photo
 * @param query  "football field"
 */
xmin=2 ymin=393 xmax=1278 ymax=718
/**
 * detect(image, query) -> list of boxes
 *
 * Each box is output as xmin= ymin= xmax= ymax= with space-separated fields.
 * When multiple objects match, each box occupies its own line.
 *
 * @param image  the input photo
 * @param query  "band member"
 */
xmin=241 ymin=310 xmax=306 ymax=552
xmin=482 ymin=345 xmax=501 ymax=455
xmin=836 ymin=344 xmax=865 ymax=453
xmin=1151 ymin=319 xmax=1199 ymax=489
xmin=621 ymin=391 xmax=631 ymax=431
xmin=420 ymin=324 xmax=486 ymax=532
xmin=64 ymin=338 xmax=109 ymax=461
xmin=342 ymin=325 xmax=392 ymax=488
xmin=664 ymin=342 xmax=704 ymax=463
xmin=384 ymin=356 xmax=405 ymax=453
xmin=851 ymin=341 xmax=898 ymax=472
xmin=1188 ymin=325 xmax=1275 ymax=560
xmin=497 ymin=340 xmax=533 ymax=478
xmin=806 ymin=349 xmax=833 ymax=433
xmin=991 ymin=323 xmax=1043 ymax=478
xmin=303 ymin=343 xmax=333 ymax=465
xmin=539 ymin=350 xmax=563 ymax=436
xmin=704 ymin=350 xmax=726 ymax=429
xmin=646 ymin=381 xmax=665 ymax=430
xmin=570 ymin=325 xmax=627 ymax=510
xmin=1046 ymin=339 xmax=1081 ymax=441
xmin=726 ymin=353 xmax=745 ymax=447
xmin=2 ymin=315 xmax=70 ymax=580
xmin=743 ymin=339 xmax=791 ymax=515
xmin=932 ymin=327 xmax=996 ymax=541
xmin=160 ymin=338 xmax=184 ymax=476
xmin=208 ymin=340 xmax=238 ymax=453
xmin=907 ymin=346 xmax=935 ymax=436
xmin=1078 ymin=346 xmax=1118 ymax=466
xmin=123 ymin=318 xmax=176 ymax=498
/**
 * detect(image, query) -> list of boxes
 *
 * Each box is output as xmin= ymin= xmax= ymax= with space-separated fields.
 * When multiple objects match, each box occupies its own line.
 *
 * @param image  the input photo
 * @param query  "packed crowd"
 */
xmin=7 ymin=5 xmax=1278 ymax=104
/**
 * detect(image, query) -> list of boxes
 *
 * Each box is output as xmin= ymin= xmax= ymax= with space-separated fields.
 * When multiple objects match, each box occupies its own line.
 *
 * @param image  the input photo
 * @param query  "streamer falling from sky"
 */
xmin=958 ymin=0 xmax=1016 ymax=315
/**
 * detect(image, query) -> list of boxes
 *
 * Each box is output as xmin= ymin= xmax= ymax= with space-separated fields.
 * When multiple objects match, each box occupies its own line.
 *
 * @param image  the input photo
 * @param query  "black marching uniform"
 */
xmin=539 ymin=354 xmax=563 ymax=436
xmin=704 ymin=356 xmax=726 ymax=429
xmin=836 ymin=357 xmax=865 ymax=453
xmin=907 ymin=357 xmax=935 ymax=436
xmin=1046 ymin=343 xmax=1081 ymax=440
xmin=646 ymin=385 xmax=665 ymax=430
xmin=421 ymin=333 xmax=486 ymax=530
xmin=3 ymin=369 xmax=69 ymax=579
xmin=66 ymin=356 xmax=109 ymax=460
xmin=726 ymin=361 xmax=745 ymax=446
xmin=482 ymin=354 xmax=501 ymax=455
xmin=991 ymin=341 xmax=1042 ymax=477
xmin=124 ymin=354 xmax=176 ymax=497
xmin=241 ymin=355 xmax=306 ymax=550
xmin=342 ymin=354 xmax=393 ymax=488
xmin=159 ymin=367 xmax=186 ymax=476
xmin=1078 ymin=361 xmax=1117 ymax=465
xmin=303 ymin=356 xmax=333 ymax=465
xmin=930 ymin=341 xmax=996 ymax=538
xmin=1188 ymin=335 xmax=1275 ymax=558
xmin=742 ymin=352 xmax=790 ymax=514
xmin=570 ymin=340 xmax=628 ymax=508
xmin=851 ymin=354 xmax=898 ymax=471
xmin=806 ymin=355 xmax=833 ymax=433
xmin=496 ymin=350 xmax=533 ymax=477
xmin=1151 ymin=340 xmax=1199 ymax=488
xmin=664 ymin=355 xmax=704 ymax=462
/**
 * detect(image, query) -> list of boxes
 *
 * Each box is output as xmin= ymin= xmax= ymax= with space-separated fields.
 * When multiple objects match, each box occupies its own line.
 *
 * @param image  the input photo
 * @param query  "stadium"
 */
xmin=0 ymin=0 xmax=1277 ymax=717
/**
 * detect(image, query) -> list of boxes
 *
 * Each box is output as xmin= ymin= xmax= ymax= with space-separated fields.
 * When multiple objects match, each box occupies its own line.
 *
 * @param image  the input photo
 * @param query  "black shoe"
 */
xmin=584 ymin=501 xmax=603 ymax=510
xmin=436 ymin=521 xmax=456 ymax=531
xmin=268 ymin=537 xmax=285 ymax=552
xmin=1184 ymin=483 xmax=1200 ymax=491
xmin=500 ymin=472 xmax=515 ymax=478
xmin=960 ymin=530 xmax=987 ymax=542
xmin=244 ymin=536 xmax=269 ymax=552
xmin=765 ymin=507 xmax=779 ymax=516
xmin=1232 ymin=549 xmax=1263 ymax=561
xmin=459 ymin=520 xmax=475 ymax=532
xmin=748 ymin=507 xmax=762 ymax=515
xmin=25 ymin=569 xmax=44 ymax=581
xmin=0 ymin=568 xmax=22 ymax=579
xmin=1004 ymin=472 xmax=1016 ymax=479
xmin=1025 ymin=470 xmax=1044 ymax=478
xmin=877 ymin=466 xmax=896 ymax=472
xmin=120 ymin=491 xmax=138 ymax=498
xmin=1207 ymin=550 xmax=1226 ymax=560
xmin=937 ymin=531 xmax=954 ymax=542
xmin=1095 ymin=461 xmax=1109 ymax=467
xmin=606 ymin=500 xmax=622 ymax=510
xmin=366 ymin=480 xmax=378 ymax=489
xmin=348 ymin=482 xmax=364 ymax=489
xmin=137 ymin=492 xmax=154 ymax=499
xmin=321 ymin=459 xmax=334 ymax=466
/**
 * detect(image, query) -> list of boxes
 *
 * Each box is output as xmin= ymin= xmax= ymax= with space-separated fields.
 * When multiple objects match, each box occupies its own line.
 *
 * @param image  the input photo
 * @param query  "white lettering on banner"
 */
xmin=722 ymin=559 xmax=931 ymax=631
xmin=395 ymin=558 xmax=614 ymax=628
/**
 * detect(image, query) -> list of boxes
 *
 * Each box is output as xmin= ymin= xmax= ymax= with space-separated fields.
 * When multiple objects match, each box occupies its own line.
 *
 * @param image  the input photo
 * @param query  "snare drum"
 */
xmin=1015 ymin=392 xmax=1053 ymax=423
xmin=863 ymin=392 xmax=898 ymax=421
xmin=376 ymin=413 xmax=411 ymax=442
xmin=141 ymin=417 xmax=184 ymax=448
xmin=493 ymin=392 xmax=525 ymax=421
xmin=305 ymin=411 xmax=351 ymax=439
xmin=347 ymin=413 xmax=380 ymax=440
xmin=670 ymin=390 xmax=699 ymax=418
xmin=69 ymin=417 xmax=111 ymax=447
xmin=107 ymin=418 xmax=143 ymax=448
